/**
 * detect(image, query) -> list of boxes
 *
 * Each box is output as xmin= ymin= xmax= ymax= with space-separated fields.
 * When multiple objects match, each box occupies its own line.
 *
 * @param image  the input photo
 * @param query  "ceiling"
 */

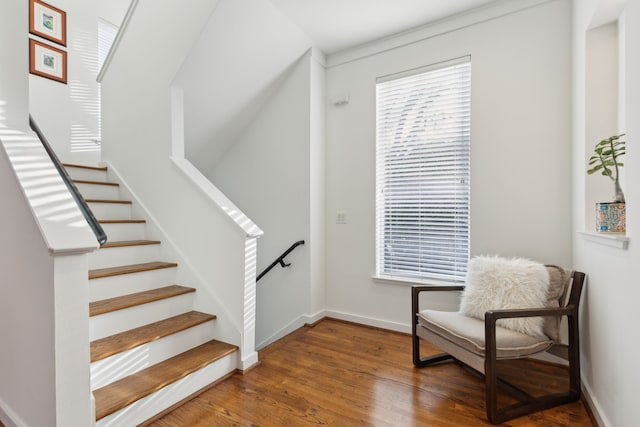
xmin=270 ymin=0 xmax=502 ymax=54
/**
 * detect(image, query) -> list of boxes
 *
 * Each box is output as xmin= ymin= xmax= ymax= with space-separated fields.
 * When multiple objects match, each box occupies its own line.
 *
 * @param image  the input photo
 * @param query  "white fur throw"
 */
xmin=459 ymin=256 xmax=550 ymax=337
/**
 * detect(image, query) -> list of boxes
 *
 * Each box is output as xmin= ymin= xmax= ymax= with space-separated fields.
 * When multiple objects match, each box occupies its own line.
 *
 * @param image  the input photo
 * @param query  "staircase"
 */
xmin=65 ymin=164 xmax=239 ymax=426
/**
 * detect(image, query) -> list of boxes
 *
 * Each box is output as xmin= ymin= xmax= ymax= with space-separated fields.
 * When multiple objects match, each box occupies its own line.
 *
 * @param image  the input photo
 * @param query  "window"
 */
xmin=98 ymin=19 xmax=118 ymax=70
xmin=375 ymin=57 xmax=471 ymax=283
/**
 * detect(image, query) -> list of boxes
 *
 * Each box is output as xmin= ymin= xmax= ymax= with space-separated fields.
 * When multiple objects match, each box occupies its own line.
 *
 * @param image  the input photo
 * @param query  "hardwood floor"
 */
xmin=147 ymin=319 xmax=593 ymax=426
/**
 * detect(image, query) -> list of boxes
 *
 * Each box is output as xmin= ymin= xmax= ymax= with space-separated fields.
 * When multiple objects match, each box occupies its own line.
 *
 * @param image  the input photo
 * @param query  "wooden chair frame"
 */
xmin=411 ymin=271 xmax=585 ymax=424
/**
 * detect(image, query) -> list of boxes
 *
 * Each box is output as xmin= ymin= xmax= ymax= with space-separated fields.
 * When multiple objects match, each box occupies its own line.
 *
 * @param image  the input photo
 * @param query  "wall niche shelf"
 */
xmin=578 ymin=231 xmax=629 ymax=249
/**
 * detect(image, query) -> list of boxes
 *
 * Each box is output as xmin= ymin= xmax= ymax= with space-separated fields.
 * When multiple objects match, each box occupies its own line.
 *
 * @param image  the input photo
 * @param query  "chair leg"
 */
xmin=484 ymin=320 xmax=581 ymax=424
xmin=412 ymin=322 xmax=454 ymax=367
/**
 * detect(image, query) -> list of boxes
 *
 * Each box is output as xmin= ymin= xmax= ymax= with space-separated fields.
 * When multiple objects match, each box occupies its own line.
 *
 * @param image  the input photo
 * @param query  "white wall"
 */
xmin=0 ymin=0 xmax=29 ymax=131
xmin=174 ymin=0 xmax=312 ymax=174
xmin=0 ymin=148 xmax=56 ymax=427
xmin=573 ymin=1 xmax=640 ymax=426
xmin=324 ymin=0 xmax=573 ymax=331
xmin=97 ymin=0 xmax=130 ymax=27
xmin=29 ymin=0 xmax=101 ymax=165
xmin=210 ymin=51 xmax=322 ymax=347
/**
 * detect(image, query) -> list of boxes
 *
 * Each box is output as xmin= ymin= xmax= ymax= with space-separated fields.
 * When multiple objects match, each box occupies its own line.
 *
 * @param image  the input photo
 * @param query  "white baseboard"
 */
xmin=240 ymin=351 xmax=259 ymax=371
xmin=323 ymin=309 xmax=411 ymax=334
xmin=581 ymin=378 xmax=610 ymax=427
xmin=257 ymin=310 xmax=412 ymax=350
xmin=256 ymin=314 xmax=317 ymax=350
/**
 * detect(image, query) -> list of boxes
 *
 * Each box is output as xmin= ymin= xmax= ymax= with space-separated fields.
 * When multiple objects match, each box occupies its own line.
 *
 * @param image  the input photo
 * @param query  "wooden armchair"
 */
xmin=411 ymin=261 xmax=585 ymax=424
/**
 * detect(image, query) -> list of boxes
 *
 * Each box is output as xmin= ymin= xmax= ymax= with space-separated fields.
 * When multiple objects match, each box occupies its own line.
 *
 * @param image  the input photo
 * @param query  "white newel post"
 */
xmin=241 ymin=236 xmax=259 ymax=370
xmin=53 ymin=253 xmax=93 ymax=427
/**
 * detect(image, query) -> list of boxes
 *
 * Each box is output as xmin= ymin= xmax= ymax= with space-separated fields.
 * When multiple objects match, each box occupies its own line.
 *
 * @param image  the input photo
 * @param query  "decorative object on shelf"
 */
xmin=29 ymin=39 xmax=67 ymax=84
xmin=588 ymin=133 xmax=626 ymax=233
xmin=596 ymin=202 xmax=625 ymax=233
xmin=29 ymin=0 xmax=66 ymax=46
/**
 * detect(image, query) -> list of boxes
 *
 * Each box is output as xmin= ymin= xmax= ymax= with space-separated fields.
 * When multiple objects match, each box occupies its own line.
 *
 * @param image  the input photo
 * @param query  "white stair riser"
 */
xmin=91 ymin=320 xmax=216 ymax=389
xmin=89 ymin=268 xmax=177 ymax=301
xmin=100 ymin=223 xmax=146 ymax=241
xmin=90 ymin=244 xmax=162 ymax=270
xmin=95 ymin=352 xmax=238 ymax=427
xmin=90 ymin=293 xmax=195 ymax=340
xmin=76 ymin=183 xmax=120 ymax=200
xmin=65 ymin=167 xmax=108 ymax=182
xmin=89 ymin=202 xmax=132 ymax=220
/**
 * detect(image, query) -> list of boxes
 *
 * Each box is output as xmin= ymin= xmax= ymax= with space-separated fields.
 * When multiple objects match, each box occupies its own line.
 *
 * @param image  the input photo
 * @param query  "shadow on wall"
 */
xmin=187 ymin=55 xmax=306 ymax=174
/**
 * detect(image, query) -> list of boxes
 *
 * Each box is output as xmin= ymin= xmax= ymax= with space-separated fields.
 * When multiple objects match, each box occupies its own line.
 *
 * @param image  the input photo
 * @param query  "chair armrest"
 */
xmin=413 ymin=285 xmax=465 ymax=293
xmin=484 ymin=305 xmax=580 ymax=363
xmin=485 ymin=305 xmax=576 ymax=322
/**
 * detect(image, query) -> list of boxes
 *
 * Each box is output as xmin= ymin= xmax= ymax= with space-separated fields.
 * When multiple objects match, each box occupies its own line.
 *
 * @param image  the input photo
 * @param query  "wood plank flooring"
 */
xmin=147 ymin=319 xmax=593 ymax=426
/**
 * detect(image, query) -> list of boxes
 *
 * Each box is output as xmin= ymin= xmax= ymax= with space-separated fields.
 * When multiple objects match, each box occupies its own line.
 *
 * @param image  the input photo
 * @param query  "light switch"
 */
xmin=336 ymin=211 xmax=347 ymax=224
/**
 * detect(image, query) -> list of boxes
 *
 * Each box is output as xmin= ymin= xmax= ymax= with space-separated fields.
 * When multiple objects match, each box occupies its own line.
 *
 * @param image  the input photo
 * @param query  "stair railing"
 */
xmin=256 ymin=240 xmax=305 ymax=282
xmin=29 ymin=115 xmax=108 ymax=245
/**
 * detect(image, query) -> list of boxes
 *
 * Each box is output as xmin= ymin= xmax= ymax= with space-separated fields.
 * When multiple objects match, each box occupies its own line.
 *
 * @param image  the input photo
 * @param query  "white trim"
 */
xmin=0 ymin=397 xmax=27 ymax=427
xmin=97 ymin=0 xmax=139 ymax=82
xmin=373 ymin=274 xmax=464 ymax=288
xmin=323 ymin=310 xmax=410 ymax=334
xmin=170 ymin=157 xmax=263 ymax=238
xmin=582 ymin=378 xmax=610 ymax=427
xmin=310 ymin=47 xmax=327 ymax=68
xmin=0 ymin=131 xmax=99 ymax=256
xmin=326 ymin=0 xmax=553 ymax=68
xmin=577 ymin=231 xmax=629 ymax=249
xmin=256 ymin=315 xmax=310 ymax=350
xmin=102 ymin=161 xmax=244 ymax=339
xmin=239 ymin=351 xmax=259 ymax=371
xmin=256 ymin=311 xmax=327 ymax=350
xmin=376 ymin=55 xmax=470 ymax=84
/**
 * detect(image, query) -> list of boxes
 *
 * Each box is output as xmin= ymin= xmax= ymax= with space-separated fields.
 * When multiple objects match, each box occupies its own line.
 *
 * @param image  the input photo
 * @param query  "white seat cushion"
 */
xmin=418 ymin=310 xmax=552 ymax=358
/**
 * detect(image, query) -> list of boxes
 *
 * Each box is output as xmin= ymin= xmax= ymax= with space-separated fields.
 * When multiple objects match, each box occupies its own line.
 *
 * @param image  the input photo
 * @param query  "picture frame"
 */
xmin=29 ymin=0 xmax=66 ymax=47
xmin=29 ymin=39 xmax=67 ymax=84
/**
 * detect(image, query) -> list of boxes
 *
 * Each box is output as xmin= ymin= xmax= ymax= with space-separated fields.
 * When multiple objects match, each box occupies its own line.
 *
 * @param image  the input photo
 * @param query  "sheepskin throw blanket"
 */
xmin=459 ymin=256 xmax=550 ymax=337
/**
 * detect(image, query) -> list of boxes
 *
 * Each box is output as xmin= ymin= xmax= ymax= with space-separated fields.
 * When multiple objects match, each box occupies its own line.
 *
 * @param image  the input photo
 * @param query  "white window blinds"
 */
xmin=375 ymin=58 xmax=471 ymax=283
xmin=98 ymin=19 xmax=118 ymax=71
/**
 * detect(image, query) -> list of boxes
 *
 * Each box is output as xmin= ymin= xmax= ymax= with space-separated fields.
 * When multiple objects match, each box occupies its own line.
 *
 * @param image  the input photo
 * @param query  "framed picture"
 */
xmin=30 ymin=39 xmax=67 ymax=84
xmin=29 ymin=0 xmax=66 ymax=46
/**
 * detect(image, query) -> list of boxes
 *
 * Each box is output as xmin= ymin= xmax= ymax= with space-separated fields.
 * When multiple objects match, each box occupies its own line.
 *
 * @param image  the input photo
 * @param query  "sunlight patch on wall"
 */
xmin=1 ymin=132 xmax=89 ymax=229
xmin=69 ymin=30 xmax=100 ymax=153
xmin=0 ymin=99 xmax=7 ymax=128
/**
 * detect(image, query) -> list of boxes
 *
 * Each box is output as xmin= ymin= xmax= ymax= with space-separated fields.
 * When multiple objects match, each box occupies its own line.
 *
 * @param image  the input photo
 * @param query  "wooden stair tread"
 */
xmin=89 ymin=261 xmax=177 ymax=280
xmin=86 ymin=198 xmax=132 ymax=204
xmin=90 ymin=285 xmax=195 ymax=317
xmin=98 ymin=219 xmax=146 ymax=224
xmin=63 ymin=163 xmax=107 ymax=171
xmin=94 ymin=339 xmax=237 ymax=420
xmin=73 ymin=179 xmax=119 ymax=187
xmin=90 ymin=311 xmax=216 ymax=362
xmin=100 ymin=239 xmax=160 ymax=248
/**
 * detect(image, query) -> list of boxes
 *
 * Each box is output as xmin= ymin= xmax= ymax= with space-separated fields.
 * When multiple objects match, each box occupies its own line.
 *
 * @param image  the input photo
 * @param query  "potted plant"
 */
xmin=587 ymin=133 xmax=626 ymax=233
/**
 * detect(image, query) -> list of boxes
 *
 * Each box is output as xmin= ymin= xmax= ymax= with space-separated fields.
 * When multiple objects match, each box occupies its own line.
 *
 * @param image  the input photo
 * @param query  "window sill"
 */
xmin=577 ymin=231 xmax=629 ymax=249
xmin=372 ymin=274 xmax=464 ymax=288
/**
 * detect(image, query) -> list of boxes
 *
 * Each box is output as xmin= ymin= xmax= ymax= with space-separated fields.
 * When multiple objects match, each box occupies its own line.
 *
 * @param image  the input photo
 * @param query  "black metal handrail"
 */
xmin=29 ymin=115 xmax=107 ymax=246
xmin=257 ymin=240 xmax=305 ymax=282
